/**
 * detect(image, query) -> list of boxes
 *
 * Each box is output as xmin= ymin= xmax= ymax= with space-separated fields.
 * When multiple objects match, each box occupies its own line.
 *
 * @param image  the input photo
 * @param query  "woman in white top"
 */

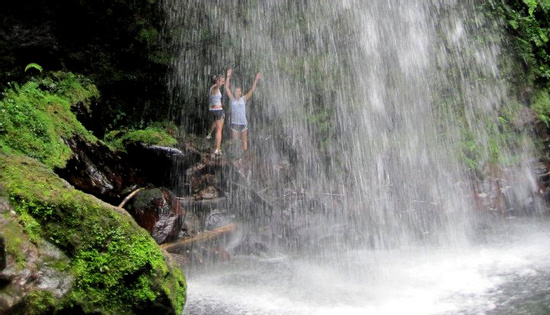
xmin=206 ymin=74 xmax=225 ymax=155
xmin=225 ymin=68 xmax=261 ymax=152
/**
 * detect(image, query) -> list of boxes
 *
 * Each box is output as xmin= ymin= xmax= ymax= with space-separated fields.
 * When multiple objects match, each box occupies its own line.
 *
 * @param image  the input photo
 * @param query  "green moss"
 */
xmin=15 ymin=211 xmax=42 ymax=244
xmin=0 ymin=153 xmax=186 ymax=314
xmin=1 ymin=213 xmax=26 ymax=269
xmin=104 ymin=126 xmax=178 ymax=152
xmin=0 ymin=72 xmax=98 ymax=168
xmin=14 ymin=290 xmax=57 ymax=315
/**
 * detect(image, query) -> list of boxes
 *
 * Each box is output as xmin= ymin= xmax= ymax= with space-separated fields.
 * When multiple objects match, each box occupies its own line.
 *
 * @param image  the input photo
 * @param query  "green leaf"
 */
xmin=24 ymin=63 xmax=43 ymax=73
xmin=523 ymin=0 xmax=538 ymax=16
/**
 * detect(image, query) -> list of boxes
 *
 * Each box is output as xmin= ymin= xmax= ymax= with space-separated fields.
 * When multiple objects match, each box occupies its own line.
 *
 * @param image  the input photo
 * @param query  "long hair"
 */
xmin=211 ymin=74 xmax=222 ymax=84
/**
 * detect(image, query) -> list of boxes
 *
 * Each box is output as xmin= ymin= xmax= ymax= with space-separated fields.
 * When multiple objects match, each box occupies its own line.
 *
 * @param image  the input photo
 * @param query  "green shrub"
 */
xmin=531 ymin=88 xmax=550 ymax=124
xmin=492 ymin=0 xmax=550 ymax=84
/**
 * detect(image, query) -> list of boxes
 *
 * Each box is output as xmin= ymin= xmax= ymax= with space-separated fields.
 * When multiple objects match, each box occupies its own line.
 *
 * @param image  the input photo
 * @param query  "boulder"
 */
xmin=126 ymin=187 xmax=185 ymax=244
xmin=55 ymin=135 xmax=146 ymax=205
xmin=1 ymin=155 xmax=186 ymax=314
xmin=127 ymin=142 xmax=201 ymax=192
xmin=0 ymin=200 xmax=73 ymax=313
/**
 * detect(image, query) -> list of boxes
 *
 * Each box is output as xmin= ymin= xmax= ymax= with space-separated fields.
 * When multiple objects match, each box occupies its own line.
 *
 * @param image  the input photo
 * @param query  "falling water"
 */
xmin=162 ymin=1 xmax=548 ymax=314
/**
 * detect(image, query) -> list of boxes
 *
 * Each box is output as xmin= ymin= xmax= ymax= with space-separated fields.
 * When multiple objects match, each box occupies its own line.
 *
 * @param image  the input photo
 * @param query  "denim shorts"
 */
xmin=210 ymin=109 xmax=225 ymax=120
xmin=231 ymin=124 xmax=248 ymax=132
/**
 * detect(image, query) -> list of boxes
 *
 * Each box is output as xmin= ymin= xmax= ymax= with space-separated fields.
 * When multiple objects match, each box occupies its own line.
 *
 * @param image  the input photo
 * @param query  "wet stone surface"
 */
xmin=125 ymin=187 xmax=185 ymax=244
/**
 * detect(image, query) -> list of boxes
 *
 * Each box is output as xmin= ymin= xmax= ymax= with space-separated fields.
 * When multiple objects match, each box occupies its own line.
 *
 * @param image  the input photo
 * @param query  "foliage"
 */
xmin=24 ymin=63 xmax=43 ymax=74
xmin=1 ymin=0 xmax=171 ymax=135
xmin=0 ymin=153 xmax=186 ymax=314
xmin=488 ymin=0 xmax=550 ymax=164
xmin=492 ymin=0 xmax=550 ymax=85
xmin=0 ymin=72 xmax=98 ymax=168
xmin=425 ymin=2 xmax=536 ymax=173
xmin=531 ymin=88 xmax=550 ymax=125
xmin=0 ymin=73 xmax=185 ymax=313
xmin=104 ymin=125 xmax=178 ymax=152
xmin=13 ymin=290 xmax=57 ymax=315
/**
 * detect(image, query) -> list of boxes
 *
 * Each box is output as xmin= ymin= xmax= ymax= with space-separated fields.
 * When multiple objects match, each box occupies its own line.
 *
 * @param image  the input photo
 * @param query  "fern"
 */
xmin=24 ymin=63 xmax=43 ymax=73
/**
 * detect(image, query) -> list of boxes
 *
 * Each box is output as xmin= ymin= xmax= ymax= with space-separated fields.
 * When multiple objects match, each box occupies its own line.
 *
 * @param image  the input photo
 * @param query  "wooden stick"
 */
xmin=117 ymin=187 xmax=144 ymax=209
xmin=161 ymin=223 xmax=237 ymax=253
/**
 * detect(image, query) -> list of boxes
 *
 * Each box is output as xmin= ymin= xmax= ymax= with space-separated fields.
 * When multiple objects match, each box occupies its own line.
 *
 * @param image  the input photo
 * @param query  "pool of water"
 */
xmin=182 ymin=218 xmax=550 ymax=315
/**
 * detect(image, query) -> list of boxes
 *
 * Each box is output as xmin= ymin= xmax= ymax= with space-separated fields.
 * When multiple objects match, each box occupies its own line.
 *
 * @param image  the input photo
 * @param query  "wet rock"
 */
xmin=191 ymin=173 xmax=219 ymax=196
xmin=0 ymin=236 xmax=5 ymax=271
xmin=179 ymin=210 xmax=201 ymax=237
xmin=205 ymin=210 xmax=234 ymax=231
xmin=470 ymin=167 xmax=544 ymax=215
xmin=127 ymin=142 xmax=201 ymax=191
xmin=233 ymin=234 xmax=270 ymax=256
xmin=198 ymin=186 xmax=219 ymax=200
xmin=55 ymin=135 xmax=146 ymax=205
xmin=179 ymin=196 xmax=226 ymax=212
xmin=177 ymin=197 xmax=228 ymax=238
xmin=185 ymin=162 xmax=206 ymax=178
xmin=0 ymin=206 xmax=73 ymax=313
xmin=125 ymin=187 xmax=185 ymax=244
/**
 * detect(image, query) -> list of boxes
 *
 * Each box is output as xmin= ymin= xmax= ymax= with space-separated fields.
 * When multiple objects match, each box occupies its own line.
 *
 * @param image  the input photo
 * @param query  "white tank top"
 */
xmin=209 ymin=86 xmax=222 ymax=109
xmin=230 ymin=97 xmax=247 ymax=125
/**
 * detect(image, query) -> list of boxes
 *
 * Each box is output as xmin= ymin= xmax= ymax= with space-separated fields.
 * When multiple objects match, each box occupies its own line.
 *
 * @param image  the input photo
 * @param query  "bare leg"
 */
xmin=232 ymin=130 xmax=240 ymax=142
xmin=208 ymin=120 xmax=216 ymax=137
xmin=242 ymin=130 xmax=248 ymax=151
xmin=214 ymin=118 xmax=224 ymax=151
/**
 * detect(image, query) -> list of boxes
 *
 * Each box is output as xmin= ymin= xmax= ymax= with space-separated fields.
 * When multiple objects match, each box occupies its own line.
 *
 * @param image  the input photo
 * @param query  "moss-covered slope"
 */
xmin=0 ymin=72 xmax=98 ymax=168
xmin=1 ymin=154 xmax=186 ymax=314
xmin=0 ymin=73 xmax=186 ymax=314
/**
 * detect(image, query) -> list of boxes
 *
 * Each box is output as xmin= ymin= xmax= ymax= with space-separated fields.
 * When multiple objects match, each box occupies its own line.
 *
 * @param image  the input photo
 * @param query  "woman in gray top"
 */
xmin=206 ymin=74 xmax=225 ymax=155
xmin=225 ymin=68 xmax=261 ymax=152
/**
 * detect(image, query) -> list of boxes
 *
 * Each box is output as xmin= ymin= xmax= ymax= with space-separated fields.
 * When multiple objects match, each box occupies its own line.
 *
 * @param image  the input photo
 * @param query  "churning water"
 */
xmin=162 ymin=0 xmax=548 ymax=314
xmin=183 ymin=218 xmax=550 ymax=315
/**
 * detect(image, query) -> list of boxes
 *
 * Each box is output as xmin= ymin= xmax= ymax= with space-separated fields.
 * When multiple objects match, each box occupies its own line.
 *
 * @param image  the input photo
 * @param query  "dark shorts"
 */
xmin=210 ymin=109 xmax=225 ymax=121
xmin=231 ymin=124 xmax=248 ymax=132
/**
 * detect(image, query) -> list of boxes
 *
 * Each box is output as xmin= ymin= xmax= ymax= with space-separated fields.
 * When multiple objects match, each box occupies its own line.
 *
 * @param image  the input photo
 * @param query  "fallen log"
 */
xmin=161 ymin=223 xmax=237 ymax=253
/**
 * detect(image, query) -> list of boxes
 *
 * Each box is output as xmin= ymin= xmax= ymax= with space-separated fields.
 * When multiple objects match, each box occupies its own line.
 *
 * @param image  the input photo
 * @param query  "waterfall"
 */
xmin=162 ymin=0 xmax=540 ymax=251
xmin=161 ymin=1 xmax=550 ymax=314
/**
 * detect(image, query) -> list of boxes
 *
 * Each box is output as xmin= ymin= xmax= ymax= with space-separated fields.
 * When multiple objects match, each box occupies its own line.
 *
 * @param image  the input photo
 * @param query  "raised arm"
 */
xmin=244 ymin=72 xmax=262 ymax=101
xmin=225 ymin=69 xmax=234 ymax=101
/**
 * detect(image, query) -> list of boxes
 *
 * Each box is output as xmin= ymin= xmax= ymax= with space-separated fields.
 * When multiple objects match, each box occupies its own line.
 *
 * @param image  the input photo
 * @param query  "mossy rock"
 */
xmin=104 ymin=126 xmax=178 ymax=153
xmin=0 ymin=72 xmax=99 ymax=169
xmin=0 ymin=153 xmax=186 ymax=314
